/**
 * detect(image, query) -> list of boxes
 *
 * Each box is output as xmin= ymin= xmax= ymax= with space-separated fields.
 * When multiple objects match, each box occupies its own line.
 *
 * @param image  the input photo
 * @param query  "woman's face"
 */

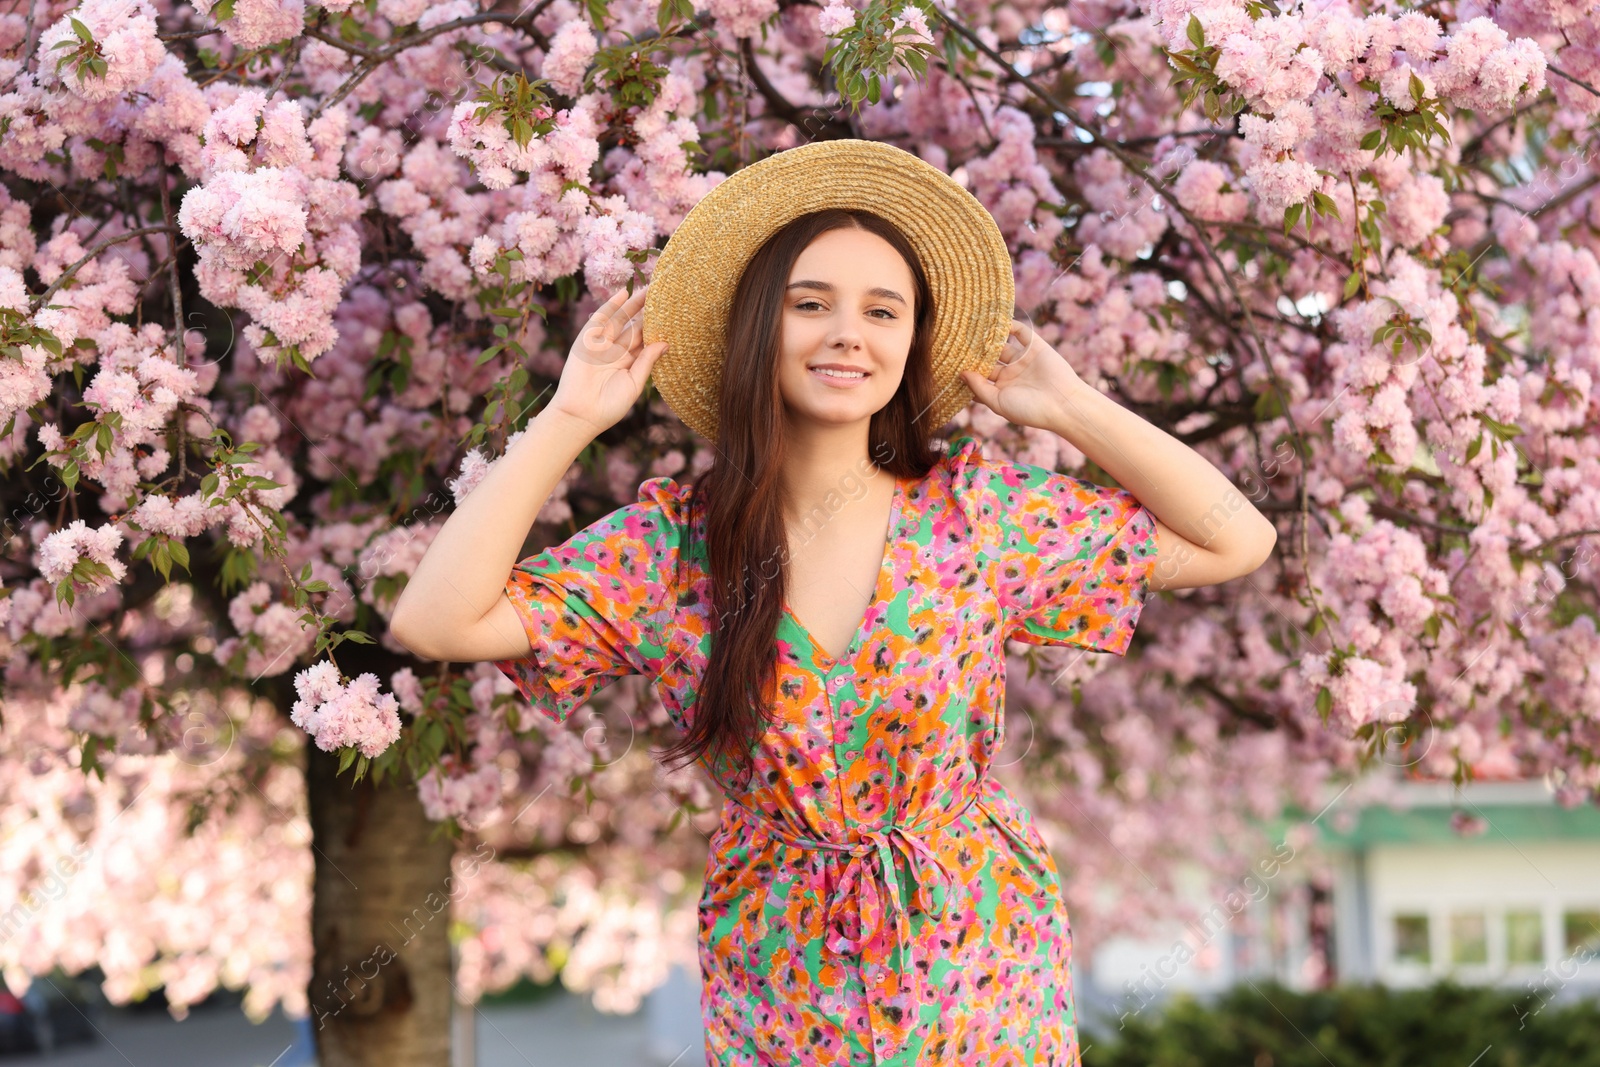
xmin=776 ymin=227 xmax=916 ymax=433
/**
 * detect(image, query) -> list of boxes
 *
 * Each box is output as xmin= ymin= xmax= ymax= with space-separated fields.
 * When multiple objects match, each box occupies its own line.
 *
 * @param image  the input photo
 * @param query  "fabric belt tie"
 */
xmin=721 ymin=788 xmax=986 ymax=1026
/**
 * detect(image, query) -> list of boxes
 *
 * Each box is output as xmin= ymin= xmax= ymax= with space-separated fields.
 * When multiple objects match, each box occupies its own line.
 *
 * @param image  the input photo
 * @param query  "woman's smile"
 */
xmin=808 ymin=363 xmax=873 ymax=387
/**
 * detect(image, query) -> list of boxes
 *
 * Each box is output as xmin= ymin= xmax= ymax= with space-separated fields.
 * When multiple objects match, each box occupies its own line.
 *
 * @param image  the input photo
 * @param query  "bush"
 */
xmin=1081 ymin=980 xmax=1600 ymax=1067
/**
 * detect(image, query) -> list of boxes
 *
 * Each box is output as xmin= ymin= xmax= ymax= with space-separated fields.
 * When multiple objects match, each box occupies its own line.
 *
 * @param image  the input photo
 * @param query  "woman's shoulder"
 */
xmin=935 ymin=432 xmax=1032 ymax=502
xmin=634 ymin=473 xmax=696 ymax=525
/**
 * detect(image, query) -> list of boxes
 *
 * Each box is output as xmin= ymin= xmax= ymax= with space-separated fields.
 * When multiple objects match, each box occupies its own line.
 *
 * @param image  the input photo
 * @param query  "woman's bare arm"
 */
xmin=389 ymin=407 xmax=597 ymax=662
xmin=390 ymin=284 xmax=668 ymax=662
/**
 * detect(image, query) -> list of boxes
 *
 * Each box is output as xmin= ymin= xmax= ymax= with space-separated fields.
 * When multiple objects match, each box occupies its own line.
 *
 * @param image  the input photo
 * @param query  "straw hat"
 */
xmin=640 ymin=139 xmax=1016 ymax=443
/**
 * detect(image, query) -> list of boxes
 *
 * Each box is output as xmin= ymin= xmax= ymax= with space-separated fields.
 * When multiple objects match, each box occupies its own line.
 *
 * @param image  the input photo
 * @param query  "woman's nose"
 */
xmin=827 ymin=314 xmax=864 ymax=348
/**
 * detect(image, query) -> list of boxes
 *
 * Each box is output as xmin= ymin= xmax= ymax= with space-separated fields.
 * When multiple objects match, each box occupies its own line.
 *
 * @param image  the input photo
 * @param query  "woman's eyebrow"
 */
xmin=786 ymin=280 xmax=907 ymax=307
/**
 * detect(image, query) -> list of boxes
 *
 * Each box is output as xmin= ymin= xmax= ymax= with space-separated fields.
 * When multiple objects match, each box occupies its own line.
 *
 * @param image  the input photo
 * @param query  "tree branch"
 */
xmin=737 ymin=37 xmax=852 ymax=139
xmin=309 ymin=1 xmax=558 ymax=119
xmin=31 ymin=227 xmax=179 ymax=312
xmin=1547 ymin=63 xmax=1600 ymax=99
xmin=158 ymin=148 xmax=190 ymax=486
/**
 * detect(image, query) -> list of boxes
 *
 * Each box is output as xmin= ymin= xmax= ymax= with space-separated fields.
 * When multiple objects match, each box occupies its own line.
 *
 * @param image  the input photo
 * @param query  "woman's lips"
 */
xmin=809 ymin=367 xmax=871 ymax=388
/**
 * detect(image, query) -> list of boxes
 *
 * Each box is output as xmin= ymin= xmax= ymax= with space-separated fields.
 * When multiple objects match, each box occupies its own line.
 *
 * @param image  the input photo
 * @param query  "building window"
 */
xmin=1563 ymin=909 xmax=1600 ymax=956
xmin=1394 ymin=914 xmax=1430 ymax=965
xmin=1449 ymin=912 xmax=1488 ymax=965
xmin=1505 ymin=910 xmax=1544 ymax=965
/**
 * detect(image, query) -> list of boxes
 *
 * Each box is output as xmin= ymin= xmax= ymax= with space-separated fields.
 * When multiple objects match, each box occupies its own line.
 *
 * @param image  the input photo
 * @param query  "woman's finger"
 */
xmin=592 ymin=287 xmax=637 ymax=339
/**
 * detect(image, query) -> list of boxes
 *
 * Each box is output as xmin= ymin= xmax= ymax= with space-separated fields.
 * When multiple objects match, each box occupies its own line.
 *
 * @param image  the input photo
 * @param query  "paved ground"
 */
xmin=0 ymin=986 xmax=708 ymax=1067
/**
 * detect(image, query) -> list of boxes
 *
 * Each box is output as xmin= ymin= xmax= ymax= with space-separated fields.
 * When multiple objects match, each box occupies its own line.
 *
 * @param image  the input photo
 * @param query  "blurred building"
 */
xmin=1073 ymin=775 xmax=1600 ymax=1032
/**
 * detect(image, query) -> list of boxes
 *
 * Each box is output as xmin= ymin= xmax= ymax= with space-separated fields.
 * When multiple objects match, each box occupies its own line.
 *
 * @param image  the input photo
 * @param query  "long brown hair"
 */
xmin=655 ymin=209 xmax=946 ymax=792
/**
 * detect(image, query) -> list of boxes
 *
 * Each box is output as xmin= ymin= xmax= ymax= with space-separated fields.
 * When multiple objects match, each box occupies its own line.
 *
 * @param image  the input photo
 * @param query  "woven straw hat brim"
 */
xmin=641 ymin=139 xmax=1015 ymax=443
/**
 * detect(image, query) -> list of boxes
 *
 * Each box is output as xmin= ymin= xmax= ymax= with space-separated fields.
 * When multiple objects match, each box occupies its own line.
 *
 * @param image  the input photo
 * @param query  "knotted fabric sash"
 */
xmin=720 ymin=786 xmax=990 ymax=1054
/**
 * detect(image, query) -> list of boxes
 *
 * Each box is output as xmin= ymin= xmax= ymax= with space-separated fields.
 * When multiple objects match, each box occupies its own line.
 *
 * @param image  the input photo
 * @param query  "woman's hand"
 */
xmin=548 ymin=283 xmax=668 ymax=436
xmin=959 ymin=318 xmax=1090 ymax=431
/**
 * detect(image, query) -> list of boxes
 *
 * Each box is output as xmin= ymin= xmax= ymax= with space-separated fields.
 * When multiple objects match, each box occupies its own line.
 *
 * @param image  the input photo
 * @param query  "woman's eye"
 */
xmin=793 ymin=300 xmax=896 ymax=319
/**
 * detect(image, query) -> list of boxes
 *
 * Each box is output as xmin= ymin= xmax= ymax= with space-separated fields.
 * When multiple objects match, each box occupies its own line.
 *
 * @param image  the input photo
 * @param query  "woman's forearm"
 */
xmin=391 ymin=406 xmax=598 ymax=646
xmin=1040 ymin=381 xmax=1278 ymax=573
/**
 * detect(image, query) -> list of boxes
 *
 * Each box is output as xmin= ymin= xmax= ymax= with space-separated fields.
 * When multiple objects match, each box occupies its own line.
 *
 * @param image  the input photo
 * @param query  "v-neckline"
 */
xmin=781 ymin=473 xmax=905 ymax=667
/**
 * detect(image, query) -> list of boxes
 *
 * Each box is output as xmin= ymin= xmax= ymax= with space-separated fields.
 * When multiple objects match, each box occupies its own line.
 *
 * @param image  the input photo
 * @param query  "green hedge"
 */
xmin=1081 ymin=980 xmax=1600 ymax=1067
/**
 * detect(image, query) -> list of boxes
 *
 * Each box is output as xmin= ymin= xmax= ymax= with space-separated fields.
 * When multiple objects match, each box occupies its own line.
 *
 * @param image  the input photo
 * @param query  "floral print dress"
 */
xmin=494 ymin=434 xmax=1160 ymax=1066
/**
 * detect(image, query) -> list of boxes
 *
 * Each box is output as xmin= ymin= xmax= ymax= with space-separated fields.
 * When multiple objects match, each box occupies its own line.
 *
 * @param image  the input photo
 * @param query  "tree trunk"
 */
xmin=307 ymin=744 xmax=456 ymax=1067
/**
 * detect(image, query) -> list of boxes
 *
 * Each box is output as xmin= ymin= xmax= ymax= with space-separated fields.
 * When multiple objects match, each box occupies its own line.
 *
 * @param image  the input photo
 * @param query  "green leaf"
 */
xmin=1359 ymin=129 xmax=1382 ymax=151
xmin=1186 ymin=13 xmax=1205 ymax=48
xmin=212 ymin=0 xmax=236 ymax=20
xmin=1315 ymin=686 xmax=1332 ymax=720
xmin=1409 ymin=70 xmax=1425 ymax=104
xmin=71 ymin=16 xmax=93 ymax=43
xmin=1282 ymin=202 xmax=1302 ymax=236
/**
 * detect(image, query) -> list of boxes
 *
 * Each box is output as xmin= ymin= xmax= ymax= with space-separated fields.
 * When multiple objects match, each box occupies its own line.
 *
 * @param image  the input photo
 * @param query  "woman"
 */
xmin=393 ymin=140 xmax=1277 ymax=1066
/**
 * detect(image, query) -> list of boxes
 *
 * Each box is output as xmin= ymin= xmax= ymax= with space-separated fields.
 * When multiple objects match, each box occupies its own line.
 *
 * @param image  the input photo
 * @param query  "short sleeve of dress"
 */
xmin=491 ymin=476 xmax=689 ymax=725
xmin=945 ymin=434 xmax=1159 ymax=654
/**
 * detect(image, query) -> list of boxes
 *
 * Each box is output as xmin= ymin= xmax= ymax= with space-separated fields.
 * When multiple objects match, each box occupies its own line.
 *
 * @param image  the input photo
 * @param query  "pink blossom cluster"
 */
xmin=241 ymin=285 xmax=508 ymax=486
xmin=1147 ymin=3 xmax=1547 ymax=222
xmin=355 ymin=520 xmax=443 ymax=654
xmin=33 ymin=324 xmax=200 ymax=508
xmin=890 ymin=5 xmax=933 ymax=46
xmin=36 ymin=520 xmax=126 ymax=591
xmin=374 ymin=139 xmax=493 ymax=300
xmin=455 ymin=93 xmax=659 ymax=291
xmin=65 ymin=680 xmax=146 ymax=738
xmin=542 ymin=20 xmax=598 ymax=97
xmin=178 ymin=90 xmax=361 ymax=365
xmin=707 ymin=0 xmax=780 ymax=39
xmin=0 ymin=687 xmax=313 ymax=1019
xmin=1074 ymin=147 xmax=1172 ymax=260
xmin=289 ymin=661 xmax=402 ymax=758
xmin=417 ymin=755 xmax=505 ymax=830
xmin=0 ymin=2 xmax=208 ymax=186
xmin=212 ymin=581 xmax=317 ymax=678
xmin=604 ymin=65 xmax=722 ymax=235
xmin=192 ymin=0 xmax=306 ymax=52
xmin=962 ymin=107 xmax=1065 ymax=256
xmin=36 ymin=0 xmax=164 ymax=104
xmin=27 ymin=227 xmax=139 ymax=352
xmin=818 ymin=2 xmax=856 ymax=36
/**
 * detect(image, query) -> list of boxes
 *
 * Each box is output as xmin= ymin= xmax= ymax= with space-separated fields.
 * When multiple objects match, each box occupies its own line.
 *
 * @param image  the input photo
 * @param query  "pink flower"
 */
xmin=417 ymin=756 xmax=503 ymax=829
xmin=1246 ymin=154 xmax=1318 ymax=214
xmin=197 ymin=0 xmax=305 ymax=51
xmin=707 ymin=0 xmax=779 ymax=38
xmin=891 ymin=5 xmax=933 ymax=45
xmin=37 ymin=520 xmax=126 ymax=589
xmin=543 ymin=21 xmax=598 ymax=97
xmin=37 ymin=0 xmax=164 ymax=103
xmin=818 ymin=1 xmax=857 ymax=36
xmin=290 ymin=664 xmax=403 ymax=758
